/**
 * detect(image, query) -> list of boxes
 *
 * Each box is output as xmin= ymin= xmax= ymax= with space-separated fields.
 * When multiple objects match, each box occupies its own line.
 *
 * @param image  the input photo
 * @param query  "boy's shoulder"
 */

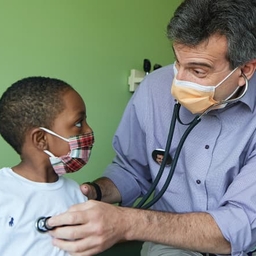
xmin=59 ymin=176 xmax=80 ymax=187
xmin=0 ymin=167 xmax=12 ymax=176
xmin=60 ymin=176 xmax=88 ymax=201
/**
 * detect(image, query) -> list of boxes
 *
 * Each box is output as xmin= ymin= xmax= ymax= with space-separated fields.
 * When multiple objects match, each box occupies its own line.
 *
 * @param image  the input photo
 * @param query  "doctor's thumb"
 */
xmin=80 ymin=184 xmax=90 ymax=195
xmin=80 ymin=183 xmax=94 ymax=199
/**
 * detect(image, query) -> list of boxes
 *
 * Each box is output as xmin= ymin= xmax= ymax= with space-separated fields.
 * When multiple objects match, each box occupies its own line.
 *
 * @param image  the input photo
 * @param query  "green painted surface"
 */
xmin=0 ymin=0 xmax=180 ymax=183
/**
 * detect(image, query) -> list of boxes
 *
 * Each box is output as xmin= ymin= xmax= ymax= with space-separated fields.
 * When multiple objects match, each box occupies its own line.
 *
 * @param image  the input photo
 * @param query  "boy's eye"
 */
xmin=75 ymin=121 xmax=82 ymax=128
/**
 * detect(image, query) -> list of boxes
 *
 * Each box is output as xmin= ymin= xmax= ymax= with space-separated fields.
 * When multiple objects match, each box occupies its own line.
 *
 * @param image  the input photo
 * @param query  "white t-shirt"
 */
xmin=0 ymin=167 xmax=87 ymax=256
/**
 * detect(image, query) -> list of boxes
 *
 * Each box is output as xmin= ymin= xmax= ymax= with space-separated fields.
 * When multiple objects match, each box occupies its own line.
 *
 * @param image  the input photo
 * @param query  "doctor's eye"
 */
xmin=192 ymin=68 xmax=207 ymax=78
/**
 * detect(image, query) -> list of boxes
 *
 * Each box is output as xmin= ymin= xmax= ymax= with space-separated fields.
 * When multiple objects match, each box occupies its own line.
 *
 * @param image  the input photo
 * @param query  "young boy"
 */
xmin=0 ymin=77 xmax=94 ymax=255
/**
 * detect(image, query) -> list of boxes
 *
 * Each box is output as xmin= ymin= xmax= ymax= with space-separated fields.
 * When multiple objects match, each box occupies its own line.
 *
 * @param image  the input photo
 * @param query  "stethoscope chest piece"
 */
xmin=35 ymin=216 xmax=53 ymax=233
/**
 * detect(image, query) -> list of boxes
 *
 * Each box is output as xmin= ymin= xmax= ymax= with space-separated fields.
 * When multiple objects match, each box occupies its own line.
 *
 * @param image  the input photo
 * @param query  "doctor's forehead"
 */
xmin=172 ymin=35 xmax=228 ymax=65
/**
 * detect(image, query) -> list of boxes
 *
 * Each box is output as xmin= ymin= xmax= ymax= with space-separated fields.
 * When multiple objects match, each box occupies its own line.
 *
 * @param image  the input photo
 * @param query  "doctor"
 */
xmin=48 ymin=0 xmax=256 ymax=255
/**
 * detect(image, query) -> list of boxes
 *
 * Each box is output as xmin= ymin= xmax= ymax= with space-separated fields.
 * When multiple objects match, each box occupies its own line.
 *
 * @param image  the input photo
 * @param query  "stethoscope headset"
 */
xmin=35 ymin=73 xmax=248 ymax=232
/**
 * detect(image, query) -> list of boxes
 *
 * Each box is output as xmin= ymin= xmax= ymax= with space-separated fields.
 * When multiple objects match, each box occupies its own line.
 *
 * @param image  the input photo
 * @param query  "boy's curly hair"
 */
xmin=0 ymin=76 xmax=74 ymax=154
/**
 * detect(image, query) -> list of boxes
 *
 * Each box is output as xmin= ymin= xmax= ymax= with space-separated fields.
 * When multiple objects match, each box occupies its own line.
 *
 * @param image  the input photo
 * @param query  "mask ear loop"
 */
xmin=40 ymin=127 xmax=70 ymax=157
xmin=199 ymin=72 xmax=248 ymax=118
xmin=39 ymin=127 xmax=69 ymax=142
xmin=43 ymin=150 xmax=56 ymax=157
xmin=215 ymin=67 xmax=238 ymax=88
xmin=223 ymin=72 xmax=248 ymax=104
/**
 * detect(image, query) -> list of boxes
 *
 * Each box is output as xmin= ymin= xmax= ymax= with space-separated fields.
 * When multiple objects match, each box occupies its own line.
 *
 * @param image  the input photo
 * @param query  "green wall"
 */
xmin=0 ymin=0 xmax=180 ymax=184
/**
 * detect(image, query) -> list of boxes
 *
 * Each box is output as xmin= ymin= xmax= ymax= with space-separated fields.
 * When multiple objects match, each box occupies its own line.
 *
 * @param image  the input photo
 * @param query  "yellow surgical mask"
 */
xmin=171 ymin=64 xmax=238 ymax=114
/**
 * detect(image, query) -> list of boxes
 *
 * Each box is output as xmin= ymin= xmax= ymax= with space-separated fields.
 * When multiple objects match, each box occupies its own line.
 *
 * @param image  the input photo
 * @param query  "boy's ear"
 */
xmin=31 ymin=128 xmax=47 ymax=150
xmin=239 ymin=59 xmax=256 ymax=86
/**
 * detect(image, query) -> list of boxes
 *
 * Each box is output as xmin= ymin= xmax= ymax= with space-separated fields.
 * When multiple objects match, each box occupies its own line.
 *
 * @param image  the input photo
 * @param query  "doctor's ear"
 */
xmin=31 ymin=128 xmax=48 ymax=150
xmin=239 ymin=59 xmax=256 ymax=86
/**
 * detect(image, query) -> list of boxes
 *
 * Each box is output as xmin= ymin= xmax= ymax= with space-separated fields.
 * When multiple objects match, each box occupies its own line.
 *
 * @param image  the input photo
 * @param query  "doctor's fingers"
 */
xmin=52 ymin=232 xmax=118 ymax=256
xmin=47 ymin=208 xmax=85 ymax=227
xmin=49 ymin=222 xmax=87 ymax=241
xmin=50 ymin=212 xmax=123 ymax=256
xmin=47 ymin=201 xmax=91 ymax=228
xmin=49 ymin=201 xmax=125 ymax=240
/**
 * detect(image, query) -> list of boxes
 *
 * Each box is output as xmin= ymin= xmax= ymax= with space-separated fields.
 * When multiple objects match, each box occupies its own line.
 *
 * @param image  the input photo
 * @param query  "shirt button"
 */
xmin=196 ymin=179 xmax=201 ymax=184
xmin=205 ymin=145 xmax=210 ymax=149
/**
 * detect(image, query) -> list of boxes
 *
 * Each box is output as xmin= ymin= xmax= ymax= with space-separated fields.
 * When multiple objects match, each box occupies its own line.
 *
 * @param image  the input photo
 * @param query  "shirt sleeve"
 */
xmin=207 ymin=147 xmax=256 ymax=255
xmin=103 ymin=76 xmax=153 ymax=206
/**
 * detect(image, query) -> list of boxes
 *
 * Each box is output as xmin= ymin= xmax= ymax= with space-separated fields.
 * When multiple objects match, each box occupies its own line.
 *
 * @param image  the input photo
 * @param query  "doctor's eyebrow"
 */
xmin=172 ymin=46 xmax=213 ymax=69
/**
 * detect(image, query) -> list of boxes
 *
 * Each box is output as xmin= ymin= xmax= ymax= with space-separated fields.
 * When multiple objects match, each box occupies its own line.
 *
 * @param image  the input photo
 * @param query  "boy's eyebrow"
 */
xmin=172 ymin=46 xmax=212 ymax=69
xmin=74 ymin=110 xmax=86 ymax=119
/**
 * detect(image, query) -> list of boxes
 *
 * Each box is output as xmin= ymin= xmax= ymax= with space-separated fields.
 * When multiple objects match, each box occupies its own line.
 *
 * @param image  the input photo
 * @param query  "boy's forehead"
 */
xmin=62 ymin=90 xmax=86 ymax=115
xmin=51 ymin=90 xmax=86 ymax=132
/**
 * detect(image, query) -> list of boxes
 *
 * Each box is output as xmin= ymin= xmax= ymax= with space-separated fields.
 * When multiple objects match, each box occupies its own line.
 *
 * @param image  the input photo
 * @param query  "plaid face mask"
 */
xmin=40 ymin=127 xmax=94 ymax=175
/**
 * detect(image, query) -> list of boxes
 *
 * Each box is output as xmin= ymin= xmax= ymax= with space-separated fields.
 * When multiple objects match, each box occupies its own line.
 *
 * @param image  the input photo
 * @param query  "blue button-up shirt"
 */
xmin=104 ymin=64 xmax=256 ymax=255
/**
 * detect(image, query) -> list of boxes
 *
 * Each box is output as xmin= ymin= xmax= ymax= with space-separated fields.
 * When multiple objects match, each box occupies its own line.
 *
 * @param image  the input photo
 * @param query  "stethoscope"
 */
xmin=134 ymin=102 xmax=201 ymax=209
xmin=134 ymin=73 xmax=248 ymax=209
xmin=35 ymin=74 xmax=248 ymax=232
xmin=35 ymin=216 xmax=54 ymax=232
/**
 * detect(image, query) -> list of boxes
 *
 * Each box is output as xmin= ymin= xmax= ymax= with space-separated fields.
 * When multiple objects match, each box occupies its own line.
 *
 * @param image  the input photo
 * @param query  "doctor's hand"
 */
xmin=80 ymin=177 xmax=122 ymax=204
xmin=80 ymin=183 xmax=97 ymax=200
xmin=47 ymin=200 xmax=130 ymax=256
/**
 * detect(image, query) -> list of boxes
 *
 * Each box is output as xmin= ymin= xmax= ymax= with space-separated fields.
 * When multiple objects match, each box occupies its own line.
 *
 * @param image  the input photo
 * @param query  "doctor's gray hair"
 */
xmin=0 ymin=77 xmax=74 ymax=154
xmin=167 ymin=0 xmax=256 ymax=69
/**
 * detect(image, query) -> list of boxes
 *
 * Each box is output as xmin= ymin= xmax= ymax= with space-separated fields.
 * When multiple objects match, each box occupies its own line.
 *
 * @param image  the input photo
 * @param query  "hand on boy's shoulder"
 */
xmin=80 ymin=183 xmax=95 ymax=199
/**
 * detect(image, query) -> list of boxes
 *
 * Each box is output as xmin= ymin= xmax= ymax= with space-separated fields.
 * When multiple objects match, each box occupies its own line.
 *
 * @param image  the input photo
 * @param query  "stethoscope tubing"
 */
xmin=140 ymin=113 xmax=201 ymax=209
xmin=135 ymin=103 xmax=201 ymax=209
xmin=135 ymin=73 xmax=248 ymax=209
